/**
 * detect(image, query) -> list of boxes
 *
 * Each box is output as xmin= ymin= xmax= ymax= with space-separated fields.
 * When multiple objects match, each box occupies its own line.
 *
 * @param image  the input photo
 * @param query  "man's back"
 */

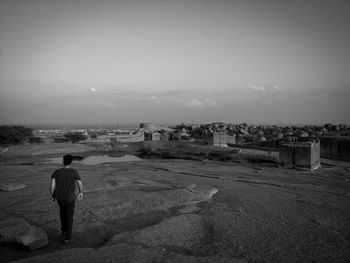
xmin=51 ymin=168 xmax=80 ymax=201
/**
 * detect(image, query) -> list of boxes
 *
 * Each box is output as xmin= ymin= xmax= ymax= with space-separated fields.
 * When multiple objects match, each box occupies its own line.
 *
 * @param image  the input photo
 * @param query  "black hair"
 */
xmin=63 ymin=155 xmax=73 ymax=166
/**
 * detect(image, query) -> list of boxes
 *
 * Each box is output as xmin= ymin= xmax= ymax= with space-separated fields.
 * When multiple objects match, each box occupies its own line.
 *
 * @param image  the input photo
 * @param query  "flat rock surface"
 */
xmin=0 ymin=183 xmax=26 ymax=192
xmin=1 ymin=143 xmax=350 ymax=262
xmin=0 ymin=217 xmax=48 ymax=250
xmin=12 ymin=243 xmax=247 ymax=263
xmin=109 ymin=214 xmax=207 ymax=250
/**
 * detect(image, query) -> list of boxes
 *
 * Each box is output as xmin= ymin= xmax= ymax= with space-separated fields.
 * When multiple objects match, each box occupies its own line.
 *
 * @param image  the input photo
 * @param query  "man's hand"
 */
xmin=77 ymin=180 xmax=83 ymax=201
xmin=77 ymin=193 xmax=83 ymax=201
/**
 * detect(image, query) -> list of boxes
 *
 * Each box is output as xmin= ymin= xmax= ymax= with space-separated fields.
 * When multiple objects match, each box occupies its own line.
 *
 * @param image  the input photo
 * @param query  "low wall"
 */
xmin=228 ymin=144 xmax=278 ymax=152
xmin=320 ymin=136 xmax=350 ymax=161
xmin=109 ymin=132 xmax=145 ymax=143
xmin=206 ymin=132 xmax=236 ymax=146
xmin=233 ymin=136 xmax=350 ymax=162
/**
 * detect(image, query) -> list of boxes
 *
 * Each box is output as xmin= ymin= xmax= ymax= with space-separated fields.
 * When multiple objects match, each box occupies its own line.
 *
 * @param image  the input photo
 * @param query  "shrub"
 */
xmin=53 ymin=137 xmax=71 ymax=143
xmin=29 ymin=137 xmax=43 ymax=144
xmin=90 ymin=133 xmax=98 ymax=139
xmin=0 ymin=125 xmax=33 ymax=145
xmin=63 ymin=132 xmax=88 ymax=143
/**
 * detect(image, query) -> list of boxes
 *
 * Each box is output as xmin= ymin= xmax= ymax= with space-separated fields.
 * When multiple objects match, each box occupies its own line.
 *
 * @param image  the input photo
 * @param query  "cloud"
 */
xmin=90 ymin=88 xmax=97 ymax=92
xmin=147 ymin=96 xmax=160 ymax=100
xmin=248 ymin=84 xmax=288 ymax=93
xmin=133 ymin=95 xmax=161 ymax=103
xmin=204 ymin=99 xmax=217 ymax=106
xmin=271 ymin=85 xmax=285 ymax=91
xmin=185 ymin=99 xmax=204 ymax=107
xmin=102 ymin=102 xmax=116 ymax=109
xmin=182 ymin=98 xmax=217 ymax=108
xmin=303 ymin=84 xmax=350 ymax=97
xmin=249 ymin=85 xmax=266 ymax=91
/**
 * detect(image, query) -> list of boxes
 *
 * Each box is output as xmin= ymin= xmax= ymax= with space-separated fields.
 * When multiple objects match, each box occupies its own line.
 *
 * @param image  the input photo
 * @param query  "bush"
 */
xmin=53 ymin=137 xmax=71 ymax=143
xmin=90 ymin=133 xmax=98 ymax=139
xmin=63 ymin=132 xmax=88 ymax=143
xmin=29 ymin=137 xmax=43 ymax=144
xmin=0 ymin=125 xmax=33 ymax=145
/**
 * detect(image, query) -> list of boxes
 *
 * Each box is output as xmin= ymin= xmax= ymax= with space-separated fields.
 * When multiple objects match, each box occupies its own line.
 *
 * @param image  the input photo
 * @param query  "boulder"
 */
xmin=239 ymin=129 xmax=249 ymax=136
xmin=0 ymin=183 xmax=26 ymax=191
xmin=285 ymin=131 xmax=294 ymax=137
xmin=257 ymin=130 xmax=264 ymax=137
xmin=0 ymin=217 xmax=48 ymax=250
xmin=298 ymin=132 xmax=309 ymax=138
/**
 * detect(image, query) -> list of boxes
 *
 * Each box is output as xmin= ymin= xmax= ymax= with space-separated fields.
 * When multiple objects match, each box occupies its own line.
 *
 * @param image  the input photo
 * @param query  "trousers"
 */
xmin=57 ymin=199 xmax=75 ymax=240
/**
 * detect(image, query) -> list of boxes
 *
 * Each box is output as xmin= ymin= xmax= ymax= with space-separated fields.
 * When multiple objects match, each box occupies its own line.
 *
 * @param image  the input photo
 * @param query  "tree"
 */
xmin=0 ymin=125 xmax=34 ymax=145
xmin=63 ymin=132 xmax=88 ymax=143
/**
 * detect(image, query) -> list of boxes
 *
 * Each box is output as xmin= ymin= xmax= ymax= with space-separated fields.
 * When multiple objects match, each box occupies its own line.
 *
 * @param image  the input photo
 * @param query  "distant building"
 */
xmin=205 ymin=132 xmax=236 ymax=147
xmin=160 ymin=132 xmax=169 ymax=141
xmin=140 ymin=123 xmax=160 ymax=132
xmin=190 ymin=124 xmax=201 ymax=129
xmin=320 ymin=136 xmax=350 ymax=161
xmin=144 ymin=132 xmax=161 ymax=141
xmin=140 ymin=123 xmax=176 ymax=135
xmin=109 ymin=132 xmax=144 ymax=144
xmin=180 ymin=132 xmax=191 ymax=140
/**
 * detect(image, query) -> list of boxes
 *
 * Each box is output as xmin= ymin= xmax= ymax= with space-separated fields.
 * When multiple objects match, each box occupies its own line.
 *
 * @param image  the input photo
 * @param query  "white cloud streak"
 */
xmin=182 ymin=98 xmax=217 ymax=108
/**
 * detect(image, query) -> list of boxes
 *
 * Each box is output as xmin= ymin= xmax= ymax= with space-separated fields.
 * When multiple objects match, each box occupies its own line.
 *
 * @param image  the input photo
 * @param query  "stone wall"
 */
xmin=209 ymin=132 xmax=236 ymax=147
xmin=320 ymin=136 xmax=350 ymax=161
xmin=109 ymin=132 xmax=145 ymax=143
xmin=140 ymin=123 xmax=161 ymax=131
xmin=279 ymin=139 xmax=320 ymax=170
xmin=144 ymin=132 xmax=161 ymax=141
xmin=279 ymin=142 xmax=295 ymax=168
xmin=294 ymin=141 xmax=320 ymax=170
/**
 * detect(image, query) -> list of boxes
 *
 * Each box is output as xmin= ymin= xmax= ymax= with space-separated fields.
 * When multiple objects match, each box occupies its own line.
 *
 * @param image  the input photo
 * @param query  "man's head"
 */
xmin=63 ymin=155 xmax=73 ymax=166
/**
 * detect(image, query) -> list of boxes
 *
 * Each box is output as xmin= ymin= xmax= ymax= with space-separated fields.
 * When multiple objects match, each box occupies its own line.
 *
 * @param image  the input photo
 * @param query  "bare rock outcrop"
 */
xmin=0 ymin=217 xmax=48 ymax=250
xmin=12 ymin=243 xmax=247 ymax=263
xmin=109 ymin=214 xmax=207 ymax=250
xmin=0 ymin=183 xmax=26 ymax=191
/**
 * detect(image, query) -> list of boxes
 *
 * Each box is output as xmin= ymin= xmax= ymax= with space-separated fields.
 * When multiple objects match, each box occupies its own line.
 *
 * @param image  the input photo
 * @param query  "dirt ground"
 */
xmin=0 ymin=142 xmax=350 ymax=262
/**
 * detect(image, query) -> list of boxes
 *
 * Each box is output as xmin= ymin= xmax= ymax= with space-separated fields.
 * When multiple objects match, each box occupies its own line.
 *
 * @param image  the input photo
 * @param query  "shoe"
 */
xmin=63 ymin=239 xmax=72 ymax=245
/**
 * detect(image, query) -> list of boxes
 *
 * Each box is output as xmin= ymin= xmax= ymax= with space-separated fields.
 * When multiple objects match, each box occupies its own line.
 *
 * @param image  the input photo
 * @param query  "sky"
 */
xmin=1 ymin=0 xmax=349 ymax=126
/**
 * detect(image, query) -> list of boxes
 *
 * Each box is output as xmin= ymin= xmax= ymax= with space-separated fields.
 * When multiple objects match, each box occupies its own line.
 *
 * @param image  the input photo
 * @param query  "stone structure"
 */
xmin=140 ymin=123 xmax=161 ymax=132
xmin=279 ymin=142 xmax=295 ymax=168
xmin=109 ymin=132 xmax=145 ymax=143
xmin=109 ymin=137 xmax=117 ymax=146
xmin=206 ymin=132 xmax=236 ymax=147
xmin=320 ymin=136 xmax=350 ymax=161
xmin=279 ymin=138 xmax=320 ymax=170
xmin=144 ymin=132 xmax=161 ymax=141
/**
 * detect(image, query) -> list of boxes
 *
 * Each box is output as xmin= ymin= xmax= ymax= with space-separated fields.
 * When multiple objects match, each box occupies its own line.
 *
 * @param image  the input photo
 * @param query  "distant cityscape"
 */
xmin=32 ymin=122 xmax=349 ymax=144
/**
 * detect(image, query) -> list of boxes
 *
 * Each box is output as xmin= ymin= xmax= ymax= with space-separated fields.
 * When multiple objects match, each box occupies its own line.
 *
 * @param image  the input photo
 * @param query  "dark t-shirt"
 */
xmin=51 ymin=168 xmax=81 ymax=201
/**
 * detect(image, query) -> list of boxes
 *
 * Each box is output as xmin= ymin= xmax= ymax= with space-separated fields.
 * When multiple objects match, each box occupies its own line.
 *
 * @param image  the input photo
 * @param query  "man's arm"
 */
xmin=77 ymin=180 xmax=83 ymax=201
xmin=50 ymin=178 xmax=56 ymax=201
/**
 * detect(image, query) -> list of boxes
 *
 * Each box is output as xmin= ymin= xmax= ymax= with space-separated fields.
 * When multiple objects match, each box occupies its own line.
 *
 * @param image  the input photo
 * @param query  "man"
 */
xmin=50 ymin=154 xmax=83 ymax=245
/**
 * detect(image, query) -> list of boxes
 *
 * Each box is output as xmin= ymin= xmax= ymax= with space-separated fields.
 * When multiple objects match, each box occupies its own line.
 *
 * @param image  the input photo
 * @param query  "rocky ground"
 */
xmin=1 ymin=142 xmax=350 ymax=262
